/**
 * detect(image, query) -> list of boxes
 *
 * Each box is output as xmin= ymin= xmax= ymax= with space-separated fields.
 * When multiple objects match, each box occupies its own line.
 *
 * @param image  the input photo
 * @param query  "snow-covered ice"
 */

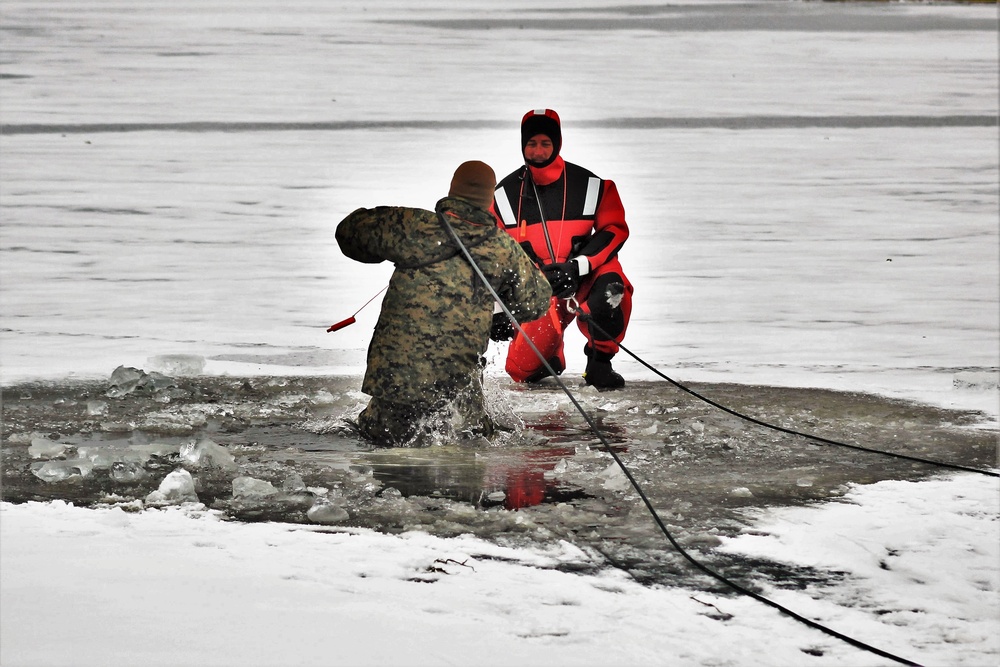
xmin=2 ymin=473 xmax=996 ymax=666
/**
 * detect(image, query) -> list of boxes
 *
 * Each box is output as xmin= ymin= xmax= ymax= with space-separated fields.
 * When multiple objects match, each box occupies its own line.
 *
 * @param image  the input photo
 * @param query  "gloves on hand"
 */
xmin=490 ymin=312 xmax=516 ymax=342
xmin=541 ymin=261 xmax=581 ymax=299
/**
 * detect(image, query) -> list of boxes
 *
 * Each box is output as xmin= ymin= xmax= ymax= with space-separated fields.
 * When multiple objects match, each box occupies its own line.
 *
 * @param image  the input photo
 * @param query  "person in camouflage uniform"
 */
xmin=336 ymin=161 xmax=552 ymax=446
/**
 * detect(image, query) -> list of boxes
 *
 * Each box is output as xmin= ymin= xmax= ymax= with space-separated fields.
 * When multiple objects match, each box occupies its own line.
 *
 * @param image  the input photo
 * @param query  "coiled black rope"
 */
xmin=574 ymin=310 xmax=999 ymax=479
xmin=437 ymin=209 xmax=924 ymax=667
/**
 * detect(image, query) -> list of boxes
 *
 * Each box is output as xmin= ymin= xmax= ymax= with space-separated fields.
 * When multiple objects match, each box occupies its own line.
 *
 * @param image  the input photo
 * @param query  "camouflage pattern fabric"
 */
xmin=337 ymin=196 xmax=551 ymax=445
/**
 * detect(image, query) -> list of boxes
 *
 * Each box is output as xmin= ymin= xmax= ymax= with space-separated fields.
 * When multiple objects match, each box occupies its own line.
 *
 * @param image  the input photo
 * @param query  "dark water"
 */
xmin=2 ymin=371 xmax=995 ymax=588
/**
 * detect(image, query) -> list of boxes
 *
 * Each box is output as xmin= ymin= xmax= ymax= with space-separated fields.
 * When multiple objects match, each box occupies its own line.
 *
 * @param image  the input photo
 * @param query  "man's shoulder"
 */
xmin=380 ymin=205 xmax=434 ymax=217
xmin=563 ymin=160 xmax=601 ymax=181
xmin=496 ymin=167 xmax=526 ymax=189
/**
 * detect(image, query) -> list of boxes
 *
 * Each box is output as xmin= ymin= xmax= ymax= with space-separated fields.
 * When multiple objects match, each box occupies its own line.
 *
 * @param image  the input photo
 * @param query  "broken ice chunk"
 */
xmin=28 ymin=438 xmax=68 ymax=459
xmin=111 ymin=461 xmax=147 ymax=483
xmin=107 ymin=366 xmax=146 ymax=398
xmin=598 ymin=462 xmax=631 ymax=492
xmin=307 ymin=501 xmax=349 ymax=524
xmin=232 ymin=476 xmax=279 ymax=500
xmin=282 ymin=473 xmax=307 ymax=493
xmin=179 ymin=439 xmax=238 ymax=471
xmin=683 ymin=532 xmax=722 ymax=548
xmin=86 ymin=400 xmax=108 ymax=416
xmin=106 ymin=365 xmax=178 ymax=398
xmin=31 ymin=460 xmax=91 ymax=483
xmin=145 ymin=469 xmax=199 ymax=505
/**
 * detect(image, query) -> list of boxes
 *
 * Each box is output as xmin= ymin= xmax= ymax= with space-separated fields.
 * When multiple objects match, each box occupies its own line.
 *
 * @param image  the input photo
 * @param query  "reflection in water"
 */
xmin=364 ymin=443 xmax=602 ymax=510
xmin=356 ymin=404 xmax=632 ymax=509
xmin=362 ymin=410 xmax=633 ymax=510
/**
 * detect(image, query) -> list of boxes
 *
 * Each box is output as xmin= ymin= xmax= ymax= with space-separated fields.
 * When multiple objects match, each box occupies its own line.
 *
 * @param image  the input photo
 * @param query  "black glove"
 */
xmin=490 ymin=312 xmax=516 ymax=342
xmin=541 ymin=261 xmax=581 ymax=299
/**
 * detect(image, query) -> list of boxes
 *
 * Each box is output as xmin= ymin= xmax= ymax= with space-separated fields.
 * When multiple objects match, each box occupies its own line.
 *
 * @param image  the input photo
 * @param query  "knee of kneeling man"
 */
xmin=589 ymin=280 xmax=625 ymax=317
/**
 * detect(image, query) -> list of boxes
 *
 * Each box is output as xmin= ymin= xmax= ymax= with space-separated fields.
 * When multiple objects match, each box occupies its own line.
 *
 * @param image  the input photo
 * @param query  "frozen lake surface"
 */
xmin=1 ymin=0 xmax=996 ymax=418
xmin=1 ymin=2 xmax=998 ymax=665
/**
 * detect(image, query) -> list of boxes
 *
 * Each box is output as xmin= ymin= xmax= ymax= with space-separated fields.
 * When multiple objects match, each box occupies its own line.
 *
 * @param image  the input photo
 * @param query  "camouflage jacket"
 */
xmin=337 ymin=197 xmax=551 ymax=406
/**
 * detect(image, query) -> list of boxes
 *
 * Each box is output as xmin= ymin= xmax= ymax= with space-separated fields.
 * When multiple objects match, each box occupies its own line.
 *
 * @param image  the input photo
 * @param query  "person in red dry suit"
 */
xmin=490 ymin=109 xmax=633 ymax=390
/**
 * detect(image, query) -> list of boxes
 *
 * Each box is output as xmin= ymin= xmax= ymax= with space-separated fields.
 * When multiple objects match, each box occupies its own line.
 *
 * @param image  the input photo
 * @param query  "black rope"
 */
xmin=574 ymin=310 xmax=999 ymax=479
xmin=436 ymin=208 xmax=923 ymax=667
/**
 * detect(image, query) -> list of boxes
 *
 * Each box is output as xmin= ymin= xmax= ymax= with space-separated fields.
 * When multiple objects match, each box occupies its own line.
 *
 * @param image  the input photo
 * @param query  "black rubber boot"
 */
xmin=524 ymin=356 xmax=564 ymax=384
xmin=583 ymin=346 xmax=625 ymax=390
